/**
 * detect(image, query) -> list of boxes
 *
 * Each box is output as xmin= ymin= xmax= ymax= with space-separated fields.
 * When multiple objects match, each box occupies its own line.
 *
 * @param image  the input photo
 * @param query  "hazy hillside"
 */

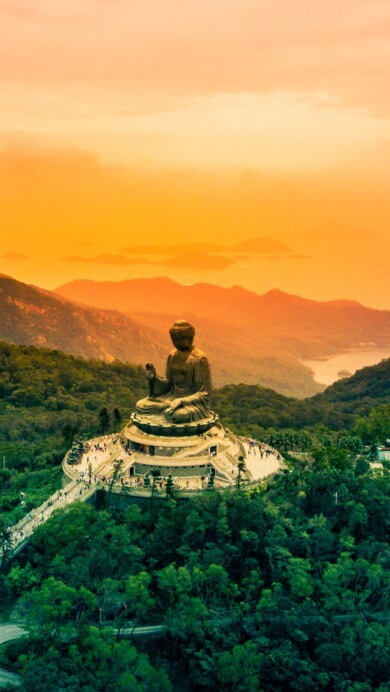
xmin=126 ymin=310 xmax=322 ymax=397
xmin=0 ymin=274 xmax=165 ymax=368
xmin=54 ymin=276 xmax=390 ymax=396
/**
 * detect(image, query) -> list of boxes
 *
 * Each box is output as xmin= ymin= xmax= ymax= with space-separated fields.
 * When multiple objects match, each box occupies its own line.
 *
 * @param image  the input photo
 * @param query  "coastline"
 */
xmin=302 ymin=346 xmax=390 ymax=387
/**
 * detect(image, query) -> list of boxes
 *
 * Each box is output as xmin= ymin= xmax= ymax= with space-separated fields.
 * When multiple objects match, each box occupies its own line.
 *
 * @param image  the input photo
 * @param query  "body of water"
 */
xmin=302 ymin=348 xmax=390 ymax=386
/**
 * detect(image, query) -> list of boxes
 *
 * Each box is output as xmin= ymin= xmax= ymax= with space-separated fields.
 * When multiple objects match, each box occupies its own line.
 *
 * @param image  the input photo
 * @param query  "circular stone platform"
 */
xmin=62 ymin=426 xmax=283 ymax=493
xmin=130 ymin=412 xmax=219 ymax=436
xmin=120 ymin=420 xmax=245 ymax=487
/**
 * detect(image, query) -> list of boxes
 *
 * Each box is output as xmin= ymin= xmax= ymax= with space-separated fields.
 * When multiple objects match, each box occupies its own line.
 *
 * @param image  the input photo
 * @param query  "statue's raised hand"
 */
xmin=145 ymin=363 xmax=156 ymax=380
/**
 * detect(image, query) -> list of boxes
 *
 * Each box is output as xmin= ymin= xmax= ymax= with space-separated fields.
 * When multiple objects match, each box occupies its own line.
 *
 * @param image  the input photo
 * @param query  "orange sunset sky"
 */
xmin=0 ymin=0 xmax=389 ymax=308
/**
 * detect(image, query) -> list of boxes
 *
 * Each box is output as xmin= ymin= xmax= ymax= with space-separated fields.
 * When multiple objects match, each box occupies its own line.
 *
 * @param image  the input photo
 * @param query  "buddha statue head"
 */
xmin=169 ymin=320 xmax=195 ymax=352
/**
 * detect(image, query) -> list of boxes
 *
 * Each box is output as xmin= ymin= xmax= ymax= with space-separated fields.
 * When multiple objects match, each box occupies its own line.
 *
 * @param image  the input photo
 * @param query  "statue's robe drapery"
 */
xmin=136 ymin=347 xmax=211 ymax=423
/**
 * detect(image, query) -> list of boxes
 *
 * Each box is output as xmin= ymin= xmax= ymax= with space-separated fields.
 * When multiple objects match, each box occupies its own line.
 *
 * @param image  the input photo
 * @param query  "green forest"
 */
xmin=0 ymin=341 xmax=389 ymax=690
xmin=1 ymin=452 xmax=389 ymax=690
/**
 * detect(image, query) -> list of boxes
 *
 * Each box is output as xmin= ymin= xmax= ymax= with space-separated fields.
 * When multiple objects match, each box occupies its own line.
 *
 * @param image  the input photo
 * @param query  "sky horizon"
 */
xmin=1 ymin=1 xmax=389 ymax=309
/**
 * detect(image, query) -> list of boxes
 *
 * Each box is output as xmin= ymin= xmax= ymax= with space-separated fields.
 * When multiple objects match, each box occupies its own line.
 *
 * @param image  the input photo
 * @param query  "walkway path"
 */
xmin=242 ymin=440 xmax=282 ymax=480
xmin=0 ymin=624 xmax=25 ymax=688
xmin=6 ymin=479 xmax=94 ymax=558
xmin=3 ymin=435 xmax=121 ymax=559
xmin=0 ymin=624 xmax=27 ymax=646
xmin=0 ymin=666 xmax=21 ymax=688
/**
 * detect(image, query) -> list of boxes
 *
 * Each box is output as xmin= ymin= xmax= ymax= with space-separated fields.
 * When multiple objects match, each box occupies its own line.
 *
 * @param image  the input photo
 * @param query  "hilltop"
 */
xmin=311 ymin=357 xmax=390 ymax=405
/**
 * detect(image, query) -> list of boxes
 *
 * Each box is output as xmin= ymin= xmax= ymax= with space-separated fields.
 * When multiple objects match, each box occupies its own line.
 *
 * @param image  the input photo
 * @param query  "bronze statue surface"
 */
xmin=135 ymin=320 xmax=212 ymax=425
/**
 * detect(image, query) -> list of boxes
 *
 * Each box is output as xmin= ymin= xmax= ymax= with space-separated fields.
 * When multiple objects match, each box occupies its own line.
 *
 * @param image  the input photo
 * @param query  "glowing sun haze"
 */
xmin=1 ymin=0 xmax=389 ymax=308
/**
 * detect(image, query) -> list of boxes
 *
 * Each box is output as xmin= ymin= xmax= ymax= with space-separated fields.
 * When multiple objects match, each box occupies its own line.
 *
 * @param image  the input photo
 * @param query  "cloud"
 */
xmin=121 ymin=238 xmax=291 ymax=256
xmin=0 ymin=1 xmax=39 ymax=19
xmin=268 ymin=254 xmax=313 ymax=260
xmin=288 ymin=255 xmax=313 ymax=260
xmin=61 ymin=251 xmax=234 ymax=271
xmin=61 ymin=254 xmax=150 ymax=265
xmin=235 ymin=238 xmax=291 ymax=253
xmin=2 ymin=252 xmax=29 ymax=260
xmin=0 ymin=0 xmax=388 ymax=116
xmin=155 ymin=253 xmax=234 ymax=270
xmin=120 ymin=242 xmax=225 ymax=255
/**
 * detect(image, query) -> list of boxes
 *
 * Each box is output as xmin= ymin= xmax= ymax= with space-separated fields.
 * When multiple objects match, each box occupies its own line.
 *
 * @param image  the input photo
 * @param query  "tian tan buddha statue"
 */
xmin=135 ymin=320 xmax=212 ymax=424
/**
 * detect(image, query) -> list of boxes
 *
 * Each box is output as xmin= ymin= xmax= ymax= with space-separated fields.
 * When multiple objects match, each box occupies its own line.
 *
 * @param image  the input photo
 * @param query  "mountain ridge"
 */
xmin=55 ymin=276 xmax=389 ymax=318
xmin=55 ymin=277 xmax=390 ymax=359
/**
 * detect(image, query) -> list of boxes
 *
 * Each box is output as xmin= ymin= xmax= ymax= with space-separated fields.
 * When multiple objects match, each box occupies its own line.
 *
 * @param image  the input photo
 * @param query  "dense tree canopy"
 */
xmin=1 ymin=450 xmax=389 ymax=690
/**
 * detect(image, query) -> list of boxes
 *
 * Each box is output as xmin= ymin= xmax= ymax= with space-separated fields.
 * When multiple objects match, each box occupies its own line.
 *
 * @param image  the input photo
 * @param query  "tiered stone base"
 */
xmin=130 ymin=412 xmax=219 ymax=436
xmin=120 ymin=419 xmax=244 ymax=487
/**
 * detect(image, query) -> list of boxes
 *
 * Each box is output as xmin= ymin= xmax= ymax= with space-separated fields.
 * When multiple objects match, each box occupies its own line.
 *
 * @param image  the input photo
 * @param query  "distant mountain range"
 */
xmin=55 ymin=276 xmax=390 ymax=356
xmin=1 ymin=273 xmax=390 ymax=398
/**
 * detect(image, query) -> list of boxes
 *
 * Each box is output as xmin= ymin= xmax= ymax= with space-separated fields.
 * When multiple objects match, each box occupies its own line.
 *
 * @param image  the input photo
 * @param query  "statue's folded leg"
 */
xmin=167 ymin=404 xmax=212 ymax=423
xmin=167 ymin=407 xmax=191 ymax=423
xmin=136 ymin=398 xmax=169 ymax=415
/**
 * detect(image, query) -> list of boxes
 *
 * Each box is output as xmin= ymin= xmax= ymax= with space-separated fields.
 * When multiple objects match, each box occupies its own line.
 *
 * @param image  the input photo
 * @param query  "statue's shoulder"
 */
xmin=191 ymin=347 xmax=208 ymax=361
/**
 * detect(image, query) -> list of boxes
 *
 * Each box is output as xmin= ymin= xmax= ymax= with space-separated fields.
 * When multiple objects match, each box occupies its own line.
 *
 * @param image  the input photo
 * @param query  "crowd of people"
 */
xmin=246 ymin=439 xmax=282 ymax=460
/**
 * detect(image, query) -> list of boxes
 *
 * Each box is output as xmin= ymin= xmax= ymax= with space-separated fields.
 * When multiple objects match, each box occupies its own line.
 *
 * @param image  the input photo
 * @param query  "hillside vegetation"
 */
xmin=214 ymin=358 xmax=390 ymax=437
xmin=0 ymin=341 xmax=146 ymax=521
xmin=0 ymin=274 xmax=165 ymax=368
xmin=0 ymin=341 xmax=388 ymax=523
